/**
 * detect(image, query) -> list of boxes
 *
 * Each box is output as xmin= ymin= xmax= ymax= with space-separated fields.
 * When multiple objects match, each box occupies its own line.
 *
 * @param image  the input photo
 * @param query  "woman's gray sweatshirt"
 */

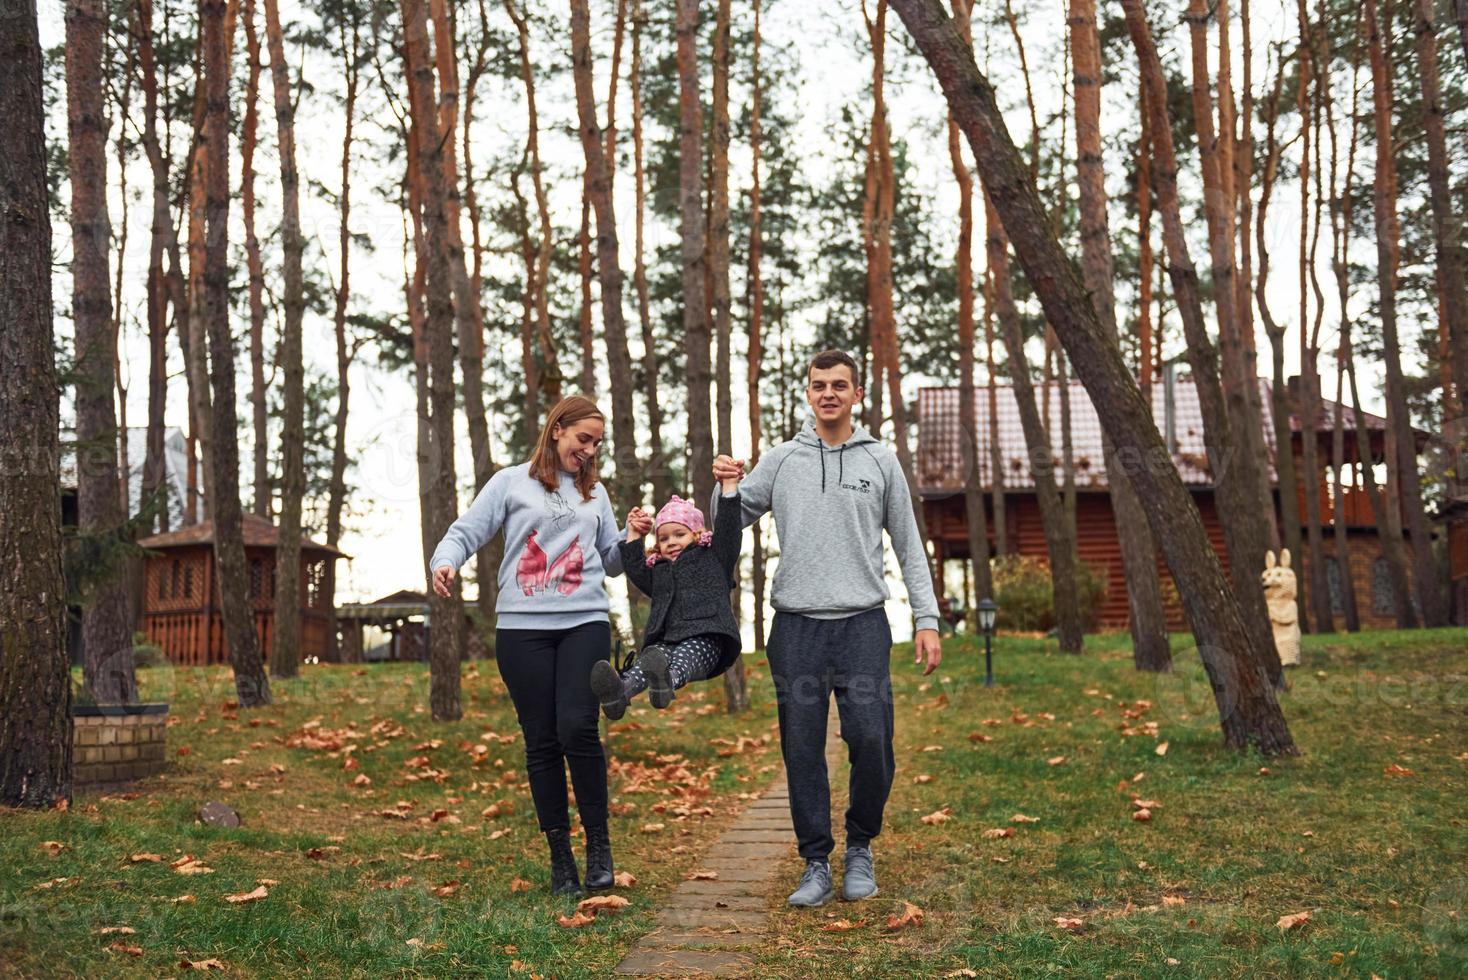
xmin=711 ymin=420 xmax=940 ymax=633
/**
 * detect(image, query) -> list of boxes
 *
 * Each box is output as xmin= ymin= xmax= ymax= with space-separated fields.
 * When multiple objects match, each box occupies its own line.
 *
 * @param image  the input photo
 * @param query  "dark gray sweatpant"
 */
xmin=766 ymin=607 xmax=895 ymax=861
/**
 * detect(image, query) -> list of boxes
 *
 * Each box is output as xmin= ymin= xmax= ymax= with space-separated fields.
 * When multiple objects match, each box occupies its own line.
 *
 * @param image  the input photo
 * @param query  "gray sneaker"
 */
xmin=842 ymin=846 xmax=878 ymax=901
xmin=786 ymin=859 xmax=835 ymax=907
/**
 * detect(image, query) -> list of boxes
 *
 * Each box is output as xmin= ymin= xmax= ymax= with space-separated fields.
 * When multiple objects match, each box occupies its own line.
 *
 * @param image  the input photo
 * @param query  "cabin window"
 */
xmin=249 ymin=559 xmax=264 ymax=600
xmin=182 ymin=561 xmax=194 ymax=599
xmin=169 ymin=559 xmax=181 ymax=599
xmin=1370 ymin=557 xmax=1396 ymax=617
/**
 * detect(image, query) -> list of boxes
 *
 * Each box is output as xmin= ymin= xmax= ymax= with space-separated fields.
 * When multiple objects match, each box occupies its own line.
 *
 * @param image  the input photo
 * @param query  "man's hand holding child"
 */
xmin=712 ymin=454 xmax=745 ymax=490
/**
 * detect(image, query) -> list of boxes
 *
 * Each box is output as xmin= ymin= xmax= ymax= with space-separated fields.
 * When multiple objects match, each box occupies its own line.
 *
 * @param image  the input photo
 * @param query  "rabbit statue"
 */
xmin=1260 ymin=549 xmax=1301 ymax=667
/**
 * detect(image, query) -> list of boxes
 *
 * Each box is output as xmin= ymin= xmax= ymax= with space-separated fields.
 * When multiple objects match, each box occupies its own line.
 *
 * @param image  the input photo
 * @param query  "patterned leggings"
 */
xmin=622 ymin=635 xmax=722 ymax=697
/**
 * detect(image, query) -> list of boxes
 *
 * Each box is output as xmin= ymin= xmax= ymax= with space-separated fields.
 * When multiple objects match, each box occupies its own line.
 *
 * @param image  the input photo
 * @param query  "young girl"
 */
xmin=590 ymin=476 xmax=743 ymax=718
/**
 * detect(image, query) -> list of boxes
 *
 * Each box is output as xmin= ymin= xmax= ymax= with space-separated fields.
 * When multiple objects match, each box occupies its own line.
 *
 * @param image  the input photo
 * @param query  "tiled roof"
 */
xmin=917 ymin=378 xmax=1391 ymax=495
xmin=138 ymin=512 xmax=345 ymax=556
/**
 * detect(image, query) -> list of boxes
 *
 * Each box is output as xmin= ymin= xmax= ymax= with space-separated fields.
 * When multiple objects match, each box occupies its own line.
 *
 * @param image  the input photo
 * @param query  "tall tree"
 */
xmin=1068 ymin=0 xmax=1168 ymax=670
xmin=504 ymin=0 xmax=563 ymax=438
xmin=711 ymin=0 xmax=733 ymax=462
xmin=401 ymin=0 xmax=464 ymax=719
xmin=1 ymin=0 xmax=74 ymax=806
xmin=948 ymin=0 xmax=992 ymax=606
xmin=1412 ymin=0 xmax=1468 ymax=429
xmin=1126 ymin=0 xmax=1283 ymax=687
xmin=68 ymin=0 xmax=138 ymax=702
xmin=986 ymin=193 xmax=1084 ymax=653
xmin=1364 ymin=0 xmax=1446 ymax=627
xmin=241 ymin=0 xmax=269 ymax=519
xmin=984 ymin=269 xmax=1007 ymax=557
xmin=892 ymin=0 xmax=1295 ymax=754
xmin=569 ymin=0 xmax=637 ymax=510
xmin=747 ymin=0 xmax=766 ymax=650
xmin=677 ymin=0 xmax=714 ymax=508
xmin=202 ymin=0 xmax=270 ymax=706
xmin=264 ymin=0 xmax=306 ymax=678
xmin=630 ymin=0 xmax=669 ymax=503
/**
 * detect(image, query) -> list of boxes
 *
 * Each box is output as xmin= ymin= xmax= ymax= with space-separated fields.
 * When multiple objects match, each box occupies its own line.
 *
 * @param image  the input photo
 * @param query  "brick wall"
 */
xmin=73 ymin=706 xmax=168 ymax=791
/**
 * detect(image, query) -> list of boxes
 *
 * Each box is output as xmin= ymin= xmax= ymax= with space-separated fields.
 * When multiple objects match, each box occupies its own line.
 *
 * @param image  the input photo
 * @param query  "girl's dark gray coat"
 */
xmin=619 ymin=490 xmax=743 ymax=676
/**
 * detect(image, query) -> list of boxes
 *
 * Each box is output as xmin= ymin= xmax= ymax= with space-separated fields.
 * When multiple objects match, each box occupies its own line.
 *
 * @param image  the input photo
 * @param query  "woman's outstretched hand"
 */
xmin=431 ymin=565 xmax=456 ymax=598
xmin=626 ymin=507 xmax=653 ymax=540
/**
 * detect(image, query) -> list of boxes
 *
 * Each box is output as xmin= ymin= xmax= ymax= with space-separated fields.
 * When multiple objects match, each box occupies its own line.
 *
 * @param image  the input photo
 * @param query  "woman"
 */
xmin=429 ymin=395 xmax=646 ymax=895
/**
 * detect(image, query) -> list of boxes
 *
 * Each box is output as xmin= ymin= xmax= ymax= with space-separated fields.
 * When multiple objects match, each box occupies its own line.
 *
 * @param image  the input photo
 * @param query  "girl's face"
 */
xmin=655 ymin=522 xmax=696 ymax=561
xmin=552 ymin=417 xmax=604 ymax=474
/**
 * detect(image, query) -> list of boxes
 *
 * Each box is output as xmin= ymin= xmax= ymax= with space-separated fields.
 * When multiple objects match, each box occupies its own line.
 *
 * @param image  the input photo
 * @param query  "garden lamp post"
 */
xmin=978 ymin=598 xmax=998 ymax=688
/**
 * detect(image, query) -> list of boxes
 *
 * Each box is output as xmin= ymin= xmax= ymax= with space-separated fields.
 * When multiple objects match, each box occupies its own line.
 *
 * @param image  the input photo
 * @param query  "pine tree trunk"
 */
xmin=984 ymin=271 xmax=1007 ymax=556
xmin=201 ymin=0 xmax=270 ymax=706
xmin=242 ymin=0 xmax=268 ymax=519
xmin=1331 ymin=354 xmax=1361 ymax=631
xmin=578 ymin=187 xmax=595 ymax=396
xmin=630 ymin=0 xmax=669 ymax=504
xmin=262 ymin=0 xmax=305 ymax=679
xmin=1068 ymin=0 xmax=1168 ymax=669
xmin=1365 ymin=0 xmax=1446 ymax=627
xmin=985 ymin=194 xmax=1084 ymax=654
xmin=2 ymin=0 xmax=74 ymax=805
xmin=747 ymin=0 xmax=766 ymax=651
xmin=327 ymin=9 xmax=360 ymax=555
xmin=1413 ymin=0 xmax=1468 ymax=435
xmin=893 ymin=0 xmax=1295 ymax=753
xmin=1254 ymin=69 xmax=1307 ymax=631
xmin=677 ymin=0 xmax=714 ymax=508
xmin=401 ymin=0 xmax=463 ymax=719
xmin=1126 ymin=0 xmax=1283 ymax=688
xmin=68 ymin=0 xmax=138 ymax=704
xmin=569 ymin=0 xmax=637 ymax=512
xmin=711 ymin=0 xmax=733 ymax=463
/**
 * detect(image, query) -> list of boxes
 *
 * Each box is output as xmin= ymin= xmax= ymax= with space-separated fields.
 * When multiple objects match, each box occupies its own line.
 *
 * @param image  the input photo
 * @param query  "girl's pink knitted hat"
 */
xmin=654 ymin=495 xmax=707 ymax=537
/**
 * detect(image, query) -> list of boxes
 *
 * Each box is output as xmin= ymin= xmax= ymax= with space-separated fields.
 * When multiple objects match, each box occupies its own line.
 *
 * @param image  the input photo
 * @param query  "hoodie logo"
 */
xmin=840 ymin=478 xmax=872 ymax=494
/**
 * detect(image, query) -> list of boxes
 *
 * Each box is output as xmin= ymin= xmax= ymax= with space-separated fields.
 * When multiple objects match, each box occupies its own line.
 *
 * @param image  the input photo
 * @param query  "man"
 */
xmin=712 ymin=349 xmax=942 ymax=907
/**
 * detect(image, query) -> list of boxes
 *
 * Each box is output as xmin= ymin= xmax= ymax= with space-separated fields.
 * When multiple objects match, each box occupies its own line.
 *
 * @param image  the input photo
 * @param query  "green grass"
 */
xmin=2 ymin=628 xmax=1465 ymax=977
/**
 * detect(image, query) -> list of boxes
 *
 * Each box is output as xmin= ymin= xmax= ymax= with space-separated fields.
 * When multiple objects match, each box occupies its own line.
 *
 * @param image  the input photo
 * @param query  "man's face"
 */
xmin=806 ymin=364 xmax=863 ymax=425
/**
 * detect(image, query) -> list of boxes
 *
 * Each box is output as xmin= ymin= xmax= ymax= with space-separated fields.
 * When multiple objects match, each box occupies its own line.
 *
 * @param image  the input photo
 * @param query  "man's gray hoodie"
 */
xmin=712 ymin=419 xmax=940 ymax=633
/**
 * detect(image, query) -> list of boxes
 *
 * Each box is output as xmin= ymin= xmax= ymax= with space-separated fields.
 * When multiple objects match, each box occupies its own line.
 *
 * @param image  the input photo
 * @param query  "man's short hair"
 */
xmin=807 ymin=349 xmax=862 ymax=388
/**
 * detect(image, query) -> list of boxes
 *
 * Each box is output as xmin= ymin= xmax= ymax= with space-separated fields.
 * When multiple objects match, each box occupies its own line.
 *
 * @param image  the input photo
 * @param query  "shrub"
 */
xmin=991 ymin=555 xmax=1108 ymax=633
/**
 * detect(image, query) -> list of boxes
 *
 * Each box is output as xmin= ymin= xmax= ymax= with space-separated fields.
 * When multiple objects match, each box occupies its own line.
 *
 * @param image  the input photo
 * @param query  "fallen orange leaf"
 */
xmin=982 ymin=827 xmax=1014 ymax=839
xmin=577 ymin=895 xmax=630 ymax=914
xmin=613 ymin=871 xmax=637 ymax=888
xmin=178 ymin=958 xmax=227 ymax=971
xmin=106 ymin=942 xmax=144 ymax=957
xmin=1053 ymin=916 xmax=1084 ymax=931
xmin=509 ymin=878 xmax=533 ymax=893
xmin=921 ymin=807 xmax=954 ymax=825
xmin=223 ymin=885 xmax=268 ymax=904
xmin=556 ymin=911 xmax=596 ymax=929
xmin=821 ymin=918 xmax=866 ymax=932
xmin=1277 ymin=910 xmax=1311 ymax=931
xmin=1155 ymin=742 xmax=1169 ymax=756
xmin=1010 ymin=813 xmax=1040 ymax=823
xmin=684 ymin=870 xmax=719 ymax=881
xmin=1132 ymin=808 xmax=1153 ymax=822
xmin=885 ymin=901 xmax=924 ymax=930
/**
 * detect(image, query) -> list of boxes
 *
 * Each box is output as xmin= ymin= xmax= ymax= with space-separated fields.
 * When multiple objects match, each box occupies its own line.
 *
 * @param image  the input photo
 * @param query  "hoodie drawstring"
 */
xmin=819 ymin=443 xmax=827 ymax=493
xmin=838 ymin=445 xmax=845 ymax=489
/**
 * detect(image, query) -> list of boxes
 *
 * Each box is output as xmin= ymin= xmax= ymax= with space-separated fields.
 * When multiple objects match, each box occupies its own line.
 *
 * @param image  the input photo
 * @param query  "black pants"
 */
xmin=495 ymin=621 xmax=610 ymax=833
xmin=766 ymin=608 xmax=895 ymax=861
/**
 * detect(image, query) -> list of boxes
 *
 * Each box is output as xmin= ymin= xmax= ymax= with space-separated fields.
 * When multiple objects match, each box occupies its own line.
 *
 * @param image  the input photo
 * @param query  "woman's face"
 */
xmin=655 ymin=522 xmax=696 ymax=561
xmin=552 ymin=417 xmax=605 ymax=474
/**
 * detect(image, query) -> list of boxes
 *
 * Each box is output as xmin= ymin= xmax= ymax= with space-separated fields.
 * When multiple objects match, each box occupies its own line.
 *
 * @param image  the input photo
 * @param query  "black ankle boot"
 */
xmin=583 ymin=823 xmax=614 ymax=891
xmin=545 ymin=828 xmax=583 ymax=896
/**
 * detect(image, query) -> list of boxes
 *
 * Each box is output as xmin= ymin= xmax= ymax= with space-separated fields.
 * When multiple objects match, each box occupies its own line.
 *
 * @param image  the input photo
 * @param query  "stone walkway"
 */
xmin=613 ymin=711 xmax=842 ymax=977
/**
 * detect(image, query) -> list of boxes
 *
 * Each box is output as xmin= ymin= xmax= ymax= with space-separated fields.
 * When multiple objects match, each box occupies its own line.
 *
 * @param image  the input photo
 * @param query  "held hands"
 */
xmin=626 ymin=506 xmax=654 ymax=540
xmin=712 ymin=454 xmax=745 ymax=491
xmin=431 ymin=565 xmax=456 ymax=599
xmin=913 ymin=628 xmax=942 ymax=676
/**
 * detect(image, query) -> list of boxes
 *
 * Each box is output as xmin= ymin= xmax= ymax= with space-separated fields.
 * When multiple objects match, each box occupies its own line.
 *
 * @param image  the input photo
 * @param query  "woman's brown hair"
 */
xmin=528 ymin=395 xmax=605 ymax=501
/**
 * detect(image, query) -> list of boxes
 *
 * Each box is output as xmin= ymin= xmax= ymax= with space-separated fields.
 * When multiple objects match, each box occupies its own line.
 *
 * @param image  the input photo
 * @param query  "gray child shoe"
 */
xmin=842 ymin=845 xmax=878 ymax=901
xmin=787 ymin=859 xmax=835 ymax=907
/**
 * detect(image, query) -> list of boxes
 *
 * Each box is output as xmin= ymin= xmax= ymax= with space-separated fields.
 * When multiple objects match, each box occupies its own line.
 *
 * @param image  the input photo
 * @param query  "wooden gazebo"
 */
xmin=137 ymin=514 xmax=344 ymax=666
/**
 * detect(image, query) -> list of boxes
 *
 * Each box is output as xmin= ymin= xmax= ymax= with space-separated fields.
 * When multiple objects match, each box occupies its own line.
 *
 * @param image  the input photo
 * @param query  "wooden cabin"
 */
xmin=137 ymin=514 xmax=343 ymax=665
xmin=918 ymin=377 xmax=1427 ymax=633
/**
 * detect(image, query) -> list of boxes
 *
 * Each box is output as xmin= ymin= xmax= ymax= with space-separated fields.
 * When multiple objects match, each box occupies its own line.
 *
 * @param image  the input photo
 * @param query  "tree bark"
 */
xmin=242 ymin=0 xmax=268 ymax=519
xmin=983 ymin=269 xmax=1007 ymax=557
xmin=569 ymin=0 xmax=637 ymax=512
xmin=711 ymin=0 xmax=733 ymax=463
xmin=747 ymin=0 xmax=766 ymax=651
xmin=677 ymin=0 xmax=714 ymax=508
xmin=262 ymin=0 xmax=305 ymax=679
xmin=630 ymin=0 xmax=669 ymax=504
xmin=892 ymin=0 xmax=1295 ymax=753
xmin=402 ymin=0 xmax=464 ymax=719
xmin=327 ymin=4 xmax=361 ymax=553
xmin=1412 ymin=0 xmax=1468 ymax=437
xmin=1068 ymin=0 xmax=1168 ymax=669
xmin=201 ymin=0 xmax=270 ymax=706
xmin=1254 ymin=65 xmax=1307 ymax=632
xmin=1126 ymin=0 xmax=1283 ymax=687
xmin=1364 ymin=0 xmax=1446 ymax=627
xmin=985 ymin=194 xmax=1084 ymax=653
xmin=68 ymin=0 xmax=138 ymax=704
xmin=2 ymin=0 xmax=74 ymax=806
xmin=948 ymin=0 xmax=992 ymax=607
